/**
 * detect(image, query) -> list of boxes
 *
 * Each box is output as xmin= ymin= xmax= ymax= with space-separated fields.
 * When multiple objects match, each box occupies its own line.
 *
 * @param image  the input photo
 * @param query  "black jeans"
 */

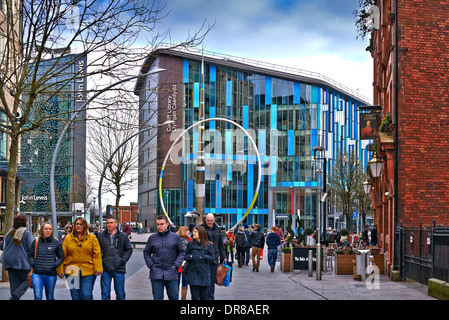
xmin=8 ymin=269 xmax=31 ymax=300
xmin=190 ymin=285 xmax=208 ymax=300
xmin=236 ymin=246 xmax=245 ymax=267
xmin=207 ymin=263 xmax=219 ymax=300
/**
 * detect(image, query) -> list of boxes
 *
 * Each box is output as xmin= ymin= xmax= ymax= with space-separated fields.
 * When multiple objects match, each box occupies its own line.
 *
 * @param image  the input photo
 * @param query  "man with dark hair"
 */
xmin=249 ymin=224 xmax=265 ymax=272
xmin=98 ymin=217 xmax=133 ymax=300
xmin=143 ymin=215 xmax=185 ymax=300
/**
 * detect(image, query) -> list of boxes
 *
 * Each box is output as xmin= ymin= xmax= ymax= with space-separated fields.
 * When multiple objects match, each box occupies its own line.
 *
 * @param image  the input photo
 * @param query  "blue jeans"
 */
xmin=32 ymin=273 xmax=57 ymax=300
xmin=65 ymin=273 xmax=96 ymax=300
xmin=151 ymin=279 xmax=178 ymax=300
xmin=268 ymin=248 xmax=278 ymax=267
xmin=101 ymin=272 xmax=126 ymax=300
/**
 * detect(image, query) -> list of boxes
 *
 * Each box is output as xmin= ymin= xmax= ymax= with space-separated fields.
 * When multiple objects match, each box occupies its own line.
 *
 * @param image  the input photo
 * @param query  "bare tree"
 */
xmin=327 ymin=151 xmax=366 ymax=232
xmin=87 ymin=95 xmax=143 ymax=224
xmin=0 ymin=0 xmax=212 ymax=230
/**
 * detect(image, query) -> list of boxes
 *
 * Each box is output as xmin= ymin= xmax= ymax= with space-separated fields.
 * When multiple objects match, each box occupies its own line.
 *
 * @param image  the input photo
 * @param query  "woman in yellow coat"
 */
xmin=57 ymin=217 xmax=103 ymax=300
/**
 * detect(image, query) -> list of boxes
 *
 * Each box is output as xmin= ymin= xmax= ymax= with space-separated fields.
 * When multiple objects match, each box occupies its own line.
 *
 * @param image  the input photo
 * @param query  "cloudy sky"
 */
xmin=117 ymin=0 xmax=374 ymax=206
xmin=149 ymin=0 xmax=373 ymax=100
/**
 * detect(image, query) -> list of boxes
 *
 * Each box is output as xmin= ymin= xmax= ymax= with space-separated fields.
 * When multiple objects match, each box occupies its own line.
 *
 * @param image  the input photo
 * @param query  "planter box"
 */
xmin=335 ymin=254 xmax=356 ymax=275
xmin=281 ymin=252 xmax=292 ymax=272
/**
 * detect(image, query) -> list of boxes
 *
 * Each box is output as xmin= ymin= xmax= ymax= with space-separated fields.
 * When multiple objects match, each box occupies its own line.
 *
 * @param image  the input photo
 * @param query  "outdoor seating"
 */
xmin=324 ymin=247 xmax=334 ymax=272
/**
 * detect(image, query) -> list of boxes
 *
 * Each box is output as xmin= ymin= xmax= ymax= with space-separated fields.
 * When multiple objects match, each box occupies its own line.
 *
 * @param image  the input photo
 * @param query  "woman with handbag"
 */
xmin=28 ymin=222 xmax=64 ymax=300
xmin=177 ymin=226 xmax=192 ymax=300
xmin=0 ymin=215 xmax=34 ymax=300
xmin=57 ymin=217 xmax=103 ymax=300
xmin=184 ymin=226 xmax=214 ymax=300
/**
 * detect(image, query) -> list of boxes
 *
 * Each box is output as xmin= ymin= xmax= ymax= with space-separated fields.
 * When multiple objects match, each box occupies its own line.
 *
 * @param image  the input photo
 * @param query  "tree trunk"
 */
xmin=5 ymin=132 xmax=19 ymax=232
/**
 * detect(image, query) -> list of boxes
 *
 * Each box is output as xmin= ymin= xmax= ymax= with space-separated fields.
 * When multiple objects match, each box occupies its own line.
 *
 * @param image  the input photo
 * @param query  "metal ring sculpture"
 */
xmin=159 ymin=117 xmax=262 ymax=231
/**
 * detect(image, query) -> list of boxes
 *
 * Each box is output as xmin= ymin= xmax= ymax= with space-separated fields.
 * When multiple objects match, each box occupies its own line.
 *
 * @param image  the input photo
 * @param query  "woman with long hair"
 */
xmin=28 ymin=222 xmax=64 ymax=300
xmin=177 ymin=226 xmax=192 ymax=300
xmin=57 ymin=217 xmax=103 ymax=300
xmin=183 ymin=225 xmax=214 ymax=300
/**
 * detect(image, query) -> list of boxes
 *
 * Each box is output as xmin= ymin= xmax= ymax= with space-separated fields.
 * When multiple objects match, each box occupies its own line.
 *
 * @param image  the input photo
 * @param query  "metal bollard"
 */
xmin=308 ymin=250 xmax=313 ymax=277
xmin=361 ymin=251 xmax=367 ymax=282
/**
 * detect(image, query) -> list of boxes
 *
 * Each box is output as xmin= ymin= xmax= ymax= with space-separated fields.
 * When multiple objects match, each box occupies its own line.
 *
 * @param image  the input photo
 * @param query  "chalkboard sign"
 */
xmin=293 ymin=247 xmax=317 ymax=270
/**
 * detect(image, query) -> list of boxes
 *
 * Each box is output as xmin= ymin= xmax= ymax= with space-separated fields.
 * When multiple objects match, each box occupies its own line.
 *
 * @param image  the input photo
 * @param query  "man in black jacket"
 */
xmin=98 ymin=217 xmax=133 ymax=300
xmin=201 ymin=213 xmax=226 ymax=300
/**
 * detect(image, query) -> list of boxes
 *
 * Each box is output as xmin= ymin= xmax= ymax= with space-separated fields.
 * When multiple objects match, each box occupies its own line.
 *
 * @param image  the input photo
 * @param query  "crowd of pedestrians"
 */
xmin=0 ymin=213 xmax=306 ymax=301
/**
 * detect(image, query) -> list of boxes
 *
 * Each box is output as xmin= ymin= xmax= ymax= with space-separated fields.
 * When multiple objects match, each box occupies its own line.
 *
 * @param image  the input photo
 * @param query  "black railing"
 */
xmin=397 ymin=220 xmax=449 ymax=285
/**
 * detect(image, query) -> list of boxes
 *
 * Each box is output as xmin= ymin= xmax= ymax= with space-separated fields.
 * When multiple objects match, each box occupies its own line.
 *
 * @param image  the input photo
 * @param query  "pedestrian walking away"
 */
xmin=234 ymin=226 xmax=247 ymax=268
xmin=98 ymin=217 xmax=133 ymax=300
xmin=370 ymin=224 xmax=378 ymax=246
xmin=184 ymin=226 xmax=214 ymax=300
xmin=201 ymin=213 xmax=227 ymax=300
xmin=265 ymin=227 xmax=281 ymax=272
xmin=143 ymin=215 xmax=185 ymax=300
xmin=28 ymin=222 xmax=64 ymax=300
xmin=57 ymin=217 xmax=103 ymax=300
xmin=0 ymin=215 xmax=34 ymax=300
xmin=249 ymin=224 xmax=265 ymax=272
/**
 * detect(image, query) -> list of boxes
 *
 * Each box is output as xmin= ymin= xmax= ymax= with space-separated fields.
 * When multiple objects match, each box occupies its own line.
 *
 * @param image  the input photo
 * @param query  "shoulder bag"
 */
xmin=28 ymin=238 xmax=38 ymax=288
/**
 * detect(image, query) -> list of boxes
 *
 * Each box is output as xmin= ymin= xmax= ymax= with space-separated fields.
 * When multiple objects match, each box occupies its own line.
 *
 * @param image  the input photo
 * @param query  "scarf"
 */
xmin=8 ymin=227 xmax=27 ymax=246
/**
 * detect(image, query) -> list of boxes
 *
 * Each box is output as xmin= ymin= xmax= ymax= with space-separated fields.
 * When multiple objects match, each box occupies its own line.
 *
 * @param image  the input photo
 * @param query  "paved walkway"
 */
xmin=0 ymin=232 xmax=436 ymax=301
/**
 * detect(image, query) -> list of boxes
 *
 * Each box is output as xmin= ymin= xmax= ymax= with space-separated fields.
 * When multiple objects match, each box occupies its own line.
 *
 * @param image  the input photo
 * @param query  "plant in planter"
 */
xmin=379 ymin=113 xmax=393 ymax=134
xmin=304 ymin=227 xmax=315 ymax=246
xmin=281 ymin=247 xmax=292 ymax=272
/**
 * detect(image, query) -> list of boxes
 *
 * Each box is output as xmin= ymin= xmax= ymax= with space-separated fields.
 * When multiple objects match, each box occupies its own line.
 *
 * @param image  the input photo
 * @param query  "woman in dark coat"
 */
xmin=28 ymin=222 xmax=64 ymax=300
xmin=184 ymin=226 xmax=214 ymax=300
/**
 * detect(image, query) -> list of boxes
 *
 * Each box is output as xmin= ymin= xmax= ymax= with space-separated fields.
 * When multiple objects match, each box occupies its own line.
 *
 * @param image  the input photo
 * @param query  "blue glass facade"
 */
xmin=178 ymin=57 xmax=370 ymax=230
xmin=136 ymin=50 xmax=371 ymax=230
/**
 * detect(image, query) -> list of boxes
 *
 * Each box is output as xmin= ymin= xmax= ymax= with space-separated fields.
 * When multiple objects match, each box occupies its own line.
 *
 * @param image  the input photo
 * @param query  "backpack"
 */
xmin=235 ymin=233 xmax=245 ymax=246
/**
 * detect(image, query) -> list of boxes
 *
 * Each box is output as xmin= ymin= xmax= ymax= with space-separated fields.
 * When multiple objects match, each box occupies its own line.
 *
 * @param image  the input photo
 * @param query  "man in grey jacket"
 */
xmin=143 ymin=215 xmax=185 ymax=300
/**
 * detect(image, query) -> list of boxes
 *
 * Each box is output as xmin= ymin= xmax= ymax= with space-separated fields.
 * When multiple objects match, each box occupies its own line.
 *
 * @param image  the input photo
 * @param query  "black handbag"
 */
xmin=182 ymin=260 xmax=190 ymax=275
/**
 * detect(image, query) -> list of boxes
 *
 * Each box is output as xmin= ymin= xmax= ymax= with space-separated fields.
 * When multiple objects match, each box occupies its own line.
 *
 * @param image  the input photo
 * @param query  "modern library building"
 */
xmin=134 ymin=48 xmax=372 ymax=231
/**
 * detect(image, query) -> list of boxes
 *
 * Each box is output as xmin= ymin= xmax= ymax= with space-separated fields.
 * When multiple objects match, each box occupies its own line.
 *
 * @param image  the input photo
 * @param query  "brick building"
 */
xmin=368 ymin=0 xmax=449 ymax=275
xmin=112 ymin=202 xmax=138 ymax=226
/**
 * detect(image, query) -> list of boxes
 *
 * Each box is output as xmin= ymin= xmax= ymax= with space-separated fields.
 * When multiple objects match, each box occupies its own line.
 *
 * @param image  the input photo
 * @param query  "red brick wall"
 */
xmin=397 ymin=0 xmax=449 ymax=227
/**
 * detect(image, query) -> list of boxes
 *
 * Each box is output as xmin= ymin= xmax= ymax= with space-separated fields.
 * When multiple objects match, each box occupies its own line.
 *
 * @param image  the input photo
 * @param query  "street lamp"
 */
xmin=313 ymin=145 xmax=326 ymax=281
xmin=368 ymin=152 xmax=384 ymax=178
xmin=363 ymin=177 xmax=373 ymax=194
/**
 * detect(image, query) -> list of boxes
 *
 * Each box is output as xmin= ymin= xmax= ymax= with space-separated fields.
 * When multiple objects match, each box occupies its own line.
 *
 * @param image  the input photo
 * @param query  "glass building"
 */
xmin=135 ymin=48 xmax=372 ymax=231
xmin=19 ymin=53 xmax=87 ymax=231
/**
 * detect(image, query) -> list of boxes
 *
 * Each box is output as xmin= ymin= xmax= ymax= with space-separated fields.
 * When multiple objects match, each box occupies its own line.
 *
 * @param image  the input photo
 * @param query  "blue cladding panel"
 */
xmin=259 ymin=130 xmax=266 ymax=155
xmin=183 ymin=60 xmax=189 ymax=83
xmin=288 ymin=130 xmax=294 ymax=156
xmin=226 ymin=81 xmax=232 ymax=106
xmin=248 ymin=163 xmax=253 ymax=207
xmin=266 ymin=77 xmax=272 ymax=104
xmin=210 ymin=106 xmax=215 ymax=132
xmin=210 ymin=65 xmax=216 ymax=82
xmin=194 ymin=82 xmax=199 ymax=108
xmin=216 ymin=180 xmax=221 ymax=208
xmin=294 ymin=83 xmax=300 ymax=104
xmin=193 ymin=132 xmax=198 ymax=154
xmin=243 ymin=105 xmax=249 ymax=129
xmin=271 ymin=104 xmax=277 ymax=129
